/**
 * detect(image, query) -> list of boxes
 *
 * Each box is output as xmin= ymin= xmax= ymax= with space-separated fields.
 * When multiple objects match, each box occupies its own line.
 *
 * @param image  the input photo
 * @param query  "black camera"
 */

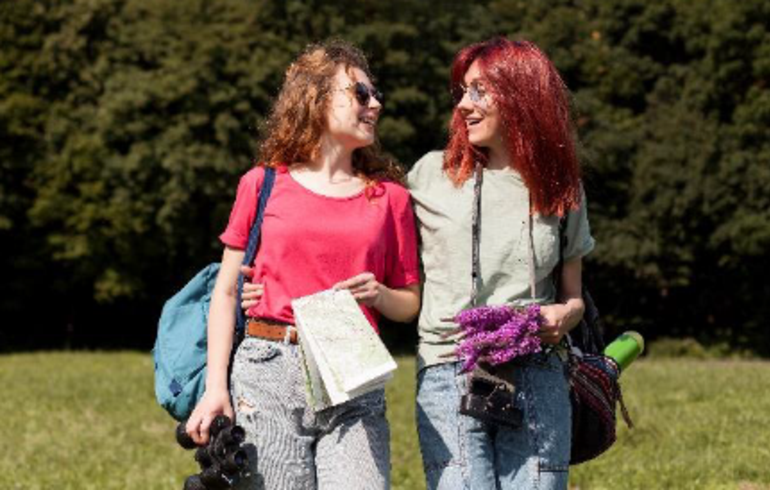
xmin=460 ymin=365 xmax=523 ymax=429
xmin=176 ymin=415 xmax=250 ymax=490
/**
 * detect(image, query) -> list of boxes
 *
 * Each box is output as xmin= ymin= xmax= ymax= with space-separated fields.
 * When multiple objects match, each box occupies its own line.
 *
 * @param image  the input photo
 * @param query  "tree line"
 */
xmin=1 ymin=0 xmax=768 ymax=354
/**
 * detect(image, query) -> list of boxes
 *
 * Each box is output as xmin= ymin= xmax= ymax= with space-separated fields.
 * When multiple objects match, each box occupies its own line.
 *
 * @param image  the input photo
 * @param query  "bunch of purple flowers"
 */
xmin=454 ymin=304 xmax=543 ymax=372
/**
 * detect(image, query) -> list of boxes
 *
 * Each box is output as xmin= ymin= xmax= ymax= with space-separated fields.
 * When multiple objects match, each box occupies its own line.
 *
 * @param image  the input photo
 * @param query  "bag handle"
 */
xmin=235 ymin=166 xmax=276 ymax=339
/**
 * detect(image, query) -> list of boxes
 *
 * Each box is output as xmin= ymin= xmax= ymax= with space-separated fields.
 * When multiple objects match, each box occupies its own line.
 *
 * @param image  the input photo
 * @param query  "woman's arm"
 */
xmin=334 ymin=273 xmax=421 ymax=323
xmin=539 ymin=257 xmax=585 ymax=345
xmin=185 ymin=246 xmax=244 ymax=445
xmin=375 ymin=283 xmax=421 ymax=323
xmin=239 ymin=267 xmax=421 ymax=323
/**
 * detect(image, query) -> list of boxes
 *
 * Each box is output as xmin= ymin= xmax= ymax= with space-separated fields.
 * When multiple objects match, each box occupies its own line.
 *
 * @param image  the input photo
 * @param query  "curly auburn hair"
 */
xmin=444 ymin=38 xmax=582 ymax=216
xmin=257 ymin=40 xmax=403 ymax=184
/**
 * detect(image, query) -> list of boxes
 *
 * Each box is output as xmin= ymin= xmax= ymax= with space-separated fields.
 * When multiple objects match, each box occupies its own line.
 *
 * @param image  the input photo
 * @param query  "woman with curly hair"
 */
xmin=409 ymin=37 xmax=594 ymax=489
xmin=185 ymin=40 xmax=421 ymax=489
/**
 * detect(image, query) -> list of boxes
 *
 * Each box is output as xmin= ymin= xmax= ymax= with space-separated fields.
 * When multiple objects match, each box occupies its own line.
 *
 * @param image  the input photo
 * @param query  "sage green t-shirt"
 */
xmin=407 ymin=151 xmax=595 ymax=369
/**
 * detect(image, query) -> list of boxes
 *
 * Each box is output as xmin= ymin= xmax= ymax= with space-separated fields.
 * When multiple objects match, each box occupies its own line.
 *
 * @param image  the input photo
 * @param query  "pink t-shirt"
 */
xmin=220 ymin=166 xmax=420 ymax=331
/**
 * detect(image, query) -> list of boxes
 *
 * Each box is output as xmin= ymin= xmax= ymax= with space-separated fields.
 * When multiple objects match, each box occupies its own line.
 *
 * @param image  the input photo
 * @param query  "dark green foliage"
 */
xmin=1 ymin=0 xmax=768 ymax=353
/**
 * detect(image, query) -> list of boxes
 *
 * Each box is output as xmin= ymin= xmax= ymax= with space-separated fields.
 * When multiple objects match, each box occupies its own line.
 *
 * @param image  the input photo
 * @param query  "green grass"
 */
xmin=1 ymin=353 xmax=769 ymax=489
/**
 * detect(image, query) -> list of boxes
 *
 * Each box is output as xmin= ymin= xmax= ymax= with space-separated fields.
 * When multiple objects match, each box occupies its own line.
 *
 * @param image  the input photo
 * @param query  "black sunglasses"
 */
xmin=350 ymin=81 xmax=384 ymax=106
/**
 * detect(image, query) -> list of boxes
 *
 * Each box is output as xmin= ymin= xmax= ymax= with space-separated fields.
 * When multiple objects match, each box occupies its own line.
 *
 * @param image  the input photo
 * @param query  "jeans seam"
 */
xmin=453 ymin=362 xmax=470 ymax=485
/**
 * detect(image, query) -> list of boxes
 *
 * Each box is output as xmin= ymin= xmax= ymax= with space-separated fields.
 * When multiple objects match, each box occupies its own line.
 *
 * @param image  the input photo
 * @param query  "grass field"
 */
xmin=1 ymin=352 xmax=769 ymax=490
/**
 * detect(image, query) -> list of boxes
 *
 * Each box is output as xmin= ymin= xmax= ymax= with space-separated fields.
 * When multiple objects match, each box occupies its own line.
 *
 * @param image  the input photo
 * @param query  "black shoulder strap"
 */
xmin=557 ymin=212 xmax=605 ymax=354
xmin=234 ymin=167 xmax=276 ymax=339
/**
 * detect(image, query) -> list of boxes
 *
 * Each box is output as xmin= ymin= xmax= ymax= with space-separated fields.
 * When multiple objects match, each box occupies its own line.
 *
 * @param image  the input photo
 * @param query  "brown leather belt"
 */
xmin=247 ymin=319 xmax=298 ymax=344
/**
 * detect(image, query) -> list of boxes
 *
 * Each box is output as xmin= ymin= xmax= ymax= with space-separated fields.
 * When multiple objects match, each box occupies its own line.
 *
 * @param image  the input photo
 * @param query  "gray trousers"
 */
xmin=230 ymin=336 xmax=390 ymax=490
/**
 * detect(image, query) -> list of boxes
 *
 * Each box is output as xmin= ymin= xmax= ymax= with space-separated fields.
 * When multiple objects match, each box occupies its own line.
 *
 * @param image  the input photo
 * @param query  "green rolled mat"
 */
xmin=603 ymin=331 xmax=645 ymax=373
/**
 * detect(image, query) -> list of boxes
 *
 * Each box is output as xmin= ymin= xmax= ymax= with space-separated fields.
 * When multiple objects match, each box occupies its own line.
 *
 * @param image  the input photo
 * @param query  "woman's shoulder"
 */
xmin=407 ymin=150 xmax=445 ymax=189
xmin=236 ymin=164 xmax=267 ymax=187
xmin=379 ymin=179 xmax=412 ymax=202
xmin=238 ymin=163 xmax=290 ymax=190
xmin=410 ymin=151 xmax=444 ymax=174
xmin=233 ymin=164 xmax=289 ymax=202
xmin=407 ymin=151 xmax=443 ymax=186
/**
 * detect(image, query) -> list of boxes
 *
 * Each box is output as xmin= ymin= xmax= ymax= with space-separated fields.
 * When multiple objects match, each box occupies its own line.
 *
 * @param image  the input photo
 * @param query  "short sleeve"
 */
xmin=563 ymin=186 xmax=595 ymax=261
xmin=219 ymin=167 xmax=265 ymax=249
xmin=384 ymin=185 xmax=421 ymax=289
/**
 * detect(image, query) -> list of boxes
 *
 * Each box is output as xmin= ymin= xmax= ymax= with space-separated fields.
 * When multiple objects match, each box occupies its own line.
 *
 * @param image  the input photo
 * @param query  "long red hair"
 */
xmin=444 ymin=38 xmax=581 ymax=215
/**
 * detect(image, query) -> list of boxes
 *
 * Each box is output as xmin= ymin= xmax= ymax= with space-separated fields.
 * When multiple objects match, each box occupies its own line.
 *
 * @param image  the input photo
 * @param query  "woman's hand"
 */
xmin=539 ymin=257 xmax=586 ymax=345
xmin=185 ymin=387 xmax=234 ymax=446
xmin=334 ymin=272 xmax=383 ymax=308
xmin=239 ymin=265 xmax=264 ymax=311
xmin=538 ymin=299 xmax=584 ymax=345
xmin=334 ymin=272 xmax=420 ymax=322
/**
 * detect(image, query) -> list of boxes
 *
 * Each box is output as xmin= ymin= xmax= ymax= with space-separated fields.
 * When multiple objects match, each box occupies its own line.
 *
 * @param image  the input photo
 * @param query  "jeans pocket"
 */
xmin=520 ymin=355 xmax=571 ymax=473
xmin=231 ymin=339 xmax=294 ymax=421
xmin=235 ymin=337 xmax=281 ymax=364
xmin=231 ymin=338 xmax=283 ymax=394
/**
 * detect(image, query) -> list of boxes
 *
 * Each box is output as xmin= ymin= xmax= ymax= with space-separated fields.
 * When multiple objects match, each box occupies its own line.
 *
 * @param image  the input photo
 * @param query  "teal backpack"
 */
xmin=153 ymin=168 xmax=275 ymax=421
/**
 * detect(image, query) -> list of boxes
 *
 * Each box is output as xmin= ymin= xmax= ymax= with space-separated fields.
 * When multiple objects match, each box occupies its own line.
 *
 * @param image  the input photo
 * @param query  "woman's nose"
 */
xmin=457 ymin=90 xmax=474 ymax=112
xmin=369 ymin=94 xmax=382 ymax=111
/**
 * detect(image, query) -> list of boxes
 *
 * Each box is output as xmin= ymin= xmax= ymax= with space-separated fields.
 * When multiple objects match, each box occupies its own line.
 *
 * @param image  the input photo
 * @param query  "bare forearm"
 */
xmin=205 ymin=292 xmax=237 ymax=392
xmin=540 ymin=257 xmax=586 ymax=344
xmin=559 ymin=257 xmax=586 ymax=332
xmin=205 ymin=247 xmax=245 ymax=392
xmin=560 ymin=296 xmax=585 ymax=332
xmin=375 ymin=284 xmax=420 ymax=323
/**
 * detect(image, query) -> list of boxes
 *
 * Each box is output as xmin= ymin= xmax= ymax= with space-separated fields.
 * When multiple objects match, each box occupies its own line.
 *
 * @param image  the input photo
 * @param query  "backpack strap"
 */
xmin=556 ymin=212 xmax=604 ymax=354
xmin=234 ymin=167 xmax=276 ymax=340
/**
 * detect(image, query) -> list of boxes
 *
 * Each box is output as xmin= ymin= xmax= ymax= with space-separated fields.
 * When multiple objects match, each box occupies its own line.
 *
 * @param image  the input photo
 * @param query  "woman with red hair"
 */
xmin=187 ymin=40 xmax=421 ymax=489
xmin=409 ymin=38 xmax=594 ymax=489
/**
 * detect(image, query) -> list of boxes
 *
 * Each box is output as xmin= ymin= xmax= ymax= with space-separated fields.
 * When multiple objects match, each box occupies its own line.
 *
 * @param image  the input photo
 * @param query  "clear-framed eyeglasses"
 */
xmin=454 ymin=80 xmax=490 ymax=108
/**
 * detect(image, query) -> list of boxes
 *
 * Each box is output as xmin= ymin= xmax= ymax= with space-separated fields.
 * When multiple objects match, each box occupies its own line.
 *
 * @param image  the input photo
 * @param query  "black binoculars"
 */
xmin=460 ymin=371 xmax=523 ymax=429
xmin=176 ymin=415 xmax=249 ymax=490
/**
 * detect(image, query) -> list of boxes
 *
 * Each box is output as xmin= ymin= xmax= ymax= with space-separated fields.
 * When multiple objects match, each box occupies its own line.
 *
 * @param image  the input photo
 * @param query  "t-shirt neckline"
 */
xmin=286 ymin=169 xmax=367 ymax=201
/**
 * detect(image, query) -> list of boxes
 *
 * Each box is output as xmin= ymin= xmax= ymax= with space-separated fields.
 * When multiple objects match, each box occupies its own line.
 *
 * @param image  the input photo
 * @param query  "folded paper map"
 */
xmin=292 ymin=289 xmax=397 ymax=409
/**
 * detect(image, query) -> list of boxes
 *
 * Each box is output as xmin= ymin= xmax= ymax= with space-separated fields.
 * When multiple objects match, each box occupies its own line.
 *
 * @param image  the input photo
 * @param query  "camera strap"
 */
xmin=470 ymin=162 xmax=537 ymax=306
xmin=461 ymin=162 xmax=533 ymax=430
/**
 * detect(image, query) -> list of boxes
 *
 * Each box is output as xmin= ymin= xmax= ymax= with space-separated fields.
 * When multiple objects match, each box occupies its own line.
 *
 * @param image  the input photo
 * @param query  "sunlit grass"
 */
xmin=1 ymin=353 xmax=769 ymax=489
xmin=570 ymin=359 xmax=770 ymax=490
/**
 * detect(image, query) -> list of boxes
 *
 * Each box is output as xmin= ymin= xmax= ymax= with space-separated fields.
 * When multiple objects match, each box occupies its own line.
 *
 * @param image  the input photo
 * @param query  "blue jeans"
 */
xmin=416 ymin=352 xmax=571 ymax=490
